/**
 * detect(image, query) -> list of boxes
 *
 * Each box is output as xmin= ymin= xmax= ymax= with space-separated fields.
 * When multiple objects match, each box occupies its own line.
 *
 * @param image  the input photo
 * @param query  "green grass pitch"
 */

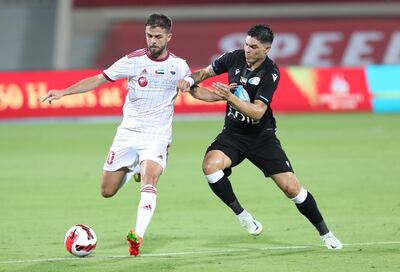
xmin=0 ymin=114 xmax=399 ymax=272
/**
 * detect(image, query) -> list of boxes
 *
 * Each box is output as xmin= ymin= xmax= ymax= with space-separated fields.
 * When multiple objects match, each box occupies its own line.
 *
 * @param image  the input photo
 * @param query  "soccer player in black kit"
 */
xmin=178 ymin=24 xmax=343 ymax=249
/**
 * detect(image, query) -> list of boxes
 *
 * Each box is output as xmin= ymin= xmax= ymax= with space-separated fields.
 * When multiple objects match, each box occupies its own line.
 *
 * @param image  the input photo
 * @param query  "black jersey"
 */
xmin=212 ymin=49 xmax=280 ymax=135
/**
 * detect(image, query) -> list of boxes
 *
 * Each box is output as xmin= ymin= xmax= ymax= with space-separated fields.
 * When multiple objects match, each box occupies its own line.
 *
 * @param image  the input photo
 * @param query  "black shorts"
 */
xmin=206 ymin=129 xmax=294 ymax=177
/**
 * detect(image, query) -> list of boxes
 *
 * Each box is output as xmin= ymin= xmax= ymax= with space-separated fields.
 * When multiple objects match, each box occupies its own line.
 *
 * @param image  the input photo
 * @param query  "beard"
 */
xmin=148 ymin=45 xmax=165 ymax=58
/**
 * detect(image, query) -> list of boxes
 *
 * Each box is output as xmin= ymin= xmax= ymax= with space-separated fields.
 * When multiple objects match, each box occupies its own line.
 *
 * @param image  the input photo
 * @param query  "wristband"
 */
xmin=184 ymin=76 xmax=195 ymax=87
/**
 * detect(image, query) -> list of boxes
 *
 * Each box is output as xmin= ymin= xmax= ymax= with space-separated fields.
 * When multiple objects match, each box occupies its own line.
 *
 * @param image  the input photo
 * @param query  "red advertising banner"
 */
xmin=274 ymin=67 xmax=372 ymax=112
xmin=0 ymin=67 xmax=370 ymax=120
xmin=0 ymin=70 xmax=226 ymax=120
xmin=97 ymin=18 xmax=400 ymax=68
xmin=0 ymin=70 xmax=127 ymax=119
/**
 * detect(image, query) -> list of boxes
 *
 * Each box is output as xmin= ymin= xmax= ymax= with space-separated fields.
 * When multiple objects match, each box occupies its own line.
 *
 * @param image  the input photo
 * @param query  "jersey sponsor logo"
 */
xmin=227 ymin=105 xmax=260 ymax=125
xmin=272 ymin=73 xmax=278 ymax=82
xmin=138 ymin=76 xmax=148 ymax=87
xmin=248 ymin=77 xmax=260 ymax=85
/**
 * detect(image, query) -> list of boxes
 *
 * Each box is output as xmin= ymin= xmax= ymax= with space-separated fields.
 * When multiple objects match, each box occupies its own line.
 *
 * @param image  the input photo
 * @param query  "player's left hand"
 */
xmin=212 ymin=82 xmax=237 ymax=101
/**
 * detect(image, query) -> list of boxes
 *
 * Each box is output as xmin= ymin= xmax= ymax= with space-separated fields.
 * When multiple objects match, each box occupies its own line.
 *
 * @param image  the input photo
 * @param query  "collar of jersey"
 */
xmin=146 ymin=49 xmax=170 ymax=62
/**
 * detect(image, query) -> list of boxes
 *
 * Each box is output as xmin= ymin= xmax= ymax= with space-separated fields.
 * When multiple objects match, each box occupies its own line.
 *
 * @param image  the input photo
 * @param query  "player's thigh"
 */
xmin=101 ymin=129 xmax=140 ymax=196
xmin=137 ymin=140 xmax=169 ymax=186
xmin=103 ymin=131 xmax=140 ymax=173
xmin=203 ymin=150 xmax=233 ymax=174
xmin=204 ymin=131 xmax=245 ymax=174
xmin=271 ymin=172 xmax=301 ymax=198
xmin=101 ymin=167 xmax=129 ymax=197
xmin=139 ymin=160 xmax=163 ymax=187
xmin=247 ymin=132 xmax=293 ymax=177
xmin=138 ymin=141 xmax=169 ymax=171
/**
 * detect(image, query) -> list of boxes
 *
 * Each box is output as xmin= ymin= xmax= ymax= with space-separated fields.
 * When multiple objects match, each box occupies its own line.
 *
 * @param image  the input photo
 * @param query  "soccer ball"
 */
xmin=234 ymin=85 xmax=250 ymax=102
xmin=64 ymin=224 xmax=97 ymax=257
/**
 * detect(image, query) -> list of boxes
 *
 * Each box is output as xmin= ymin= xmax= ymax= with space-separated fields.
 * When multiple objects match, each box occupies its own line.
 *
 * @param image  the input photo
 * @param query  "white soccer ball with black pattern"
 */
xmin=64 ymin=224 xmax=97 ymax=257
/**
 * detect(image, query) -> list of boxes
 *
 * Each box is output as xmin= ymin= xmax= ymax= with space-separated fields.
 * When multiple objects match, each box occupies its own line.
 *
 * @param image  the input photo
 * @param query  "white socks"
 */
xmin=291 ymin=187 xmax=308 ymax=204
xmin=205 ymin=170 xmax=224 ymax=184
xmin=135 ymin=184 xmax=157 ymax=238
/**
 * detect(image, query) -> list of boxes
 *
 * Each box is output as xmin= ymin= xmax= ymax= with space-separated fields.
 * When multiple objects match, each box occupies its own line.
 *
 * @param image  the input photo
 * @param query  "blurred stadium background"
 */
xmin=0 ymin=0 xmax=400 ymax=120
xmin=0 ymin=0 xmax=399 ymax=120
xmin=0 ymin=0 xmax=399 ymax=70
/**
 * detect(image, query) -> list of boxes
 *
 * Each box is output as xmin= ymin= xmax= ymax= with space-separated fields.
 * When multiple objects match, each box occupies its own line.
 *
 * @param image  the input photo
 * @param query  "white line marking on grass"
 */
xmin=1 ymin=240 xmax=399 ymax=264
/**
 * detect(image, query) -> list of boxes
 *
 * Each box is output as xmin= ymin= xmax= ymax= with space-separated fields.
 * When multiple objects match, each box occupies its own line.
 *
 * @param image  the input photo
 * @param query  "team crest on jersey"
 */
xmin=169 ymin=70 xmax=176 ymax=75
xmin=248 ymin=77 xmax=260 ymax=85
xmin=138 ymin=76 xmax=148 ymax=87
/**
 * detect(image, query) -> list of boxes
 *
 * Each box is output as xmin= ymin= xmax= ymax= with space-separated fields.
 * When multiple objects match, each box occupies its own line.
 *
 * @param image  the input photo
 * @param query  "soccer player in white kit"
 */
xmin=42 ymin=14 xmax=191 ymax=256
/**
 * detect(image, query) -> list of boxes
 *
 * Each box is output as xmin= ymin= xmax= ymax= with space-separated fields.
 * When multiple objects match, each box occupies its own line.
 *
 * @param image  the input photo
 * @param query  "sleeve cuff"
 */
xmin=257 ymin=95 xmax=270 ymax=105
xmin=102 ymin=71 xmax=115 ymax=82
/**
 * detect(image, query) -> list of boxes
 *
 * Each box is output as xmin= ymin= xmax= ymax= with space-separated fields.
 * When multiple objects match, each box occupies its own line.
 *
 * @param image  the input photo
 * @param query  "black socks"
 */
xmin=295 ymin=192 xmax=329 ymax=235
xmin=209 ymin=175 xmax=244 ymax=215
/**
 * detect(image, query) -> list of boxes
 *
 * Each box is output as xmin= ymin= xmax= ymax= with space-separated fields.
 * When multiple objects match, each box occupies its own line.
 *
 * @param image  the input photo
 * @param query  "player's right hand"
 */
xmin=41 ymin=90 xmax=63 ymax=104
xmin=177 ymin=79 xmax=191 ymax=93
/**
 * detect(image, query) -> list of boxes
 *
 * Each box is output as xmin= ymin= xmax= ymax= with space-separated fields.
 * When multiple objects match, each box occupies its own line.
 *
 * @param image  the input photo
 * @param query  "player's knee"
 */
xmin=101 ymin=186 xmax=116 ymax=198
xmin=202 ymin=159 xmax=221 ymax=175
xmin=274 ymin=172 xmax=301 ymax=198
xmin=100 ymin=180 xmax=118 ymax=198
xmin=283 ymin=185 xmax=299 ymax=198
xmin=140 ymin=173 xmax=159 ymax=185
xmin=284 ymin=177 xmax=301 ymax=198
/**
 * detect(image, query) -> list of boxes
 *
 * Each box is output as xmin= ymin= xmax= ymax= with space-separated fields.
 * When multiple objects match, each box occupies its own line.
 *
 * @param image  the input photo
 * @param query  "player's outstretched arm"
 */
xmin=189 ymin=86 xmax=223 ymax=102
xmin=177 ymin=65 xmax=216 ymax=92
xmin=42 ymin=73 xmax=108 ymax=104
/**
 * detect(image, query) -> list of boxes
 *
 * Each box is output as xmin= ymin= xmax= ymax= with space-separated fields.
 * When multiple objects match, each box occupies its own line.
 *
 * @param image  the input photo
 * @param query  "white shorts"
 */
xmin=103 ymin=128 xmax=170 ymax=172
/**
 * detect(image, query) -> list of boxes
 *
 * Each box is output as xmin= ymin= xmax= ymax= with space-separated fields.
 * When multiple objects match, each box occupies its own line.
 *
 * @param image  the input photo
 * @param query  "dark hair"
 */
xmin=145 ymin=13 xmax=172 ymax=32
xmin=247 ymin=24 xmax=274 ymax=44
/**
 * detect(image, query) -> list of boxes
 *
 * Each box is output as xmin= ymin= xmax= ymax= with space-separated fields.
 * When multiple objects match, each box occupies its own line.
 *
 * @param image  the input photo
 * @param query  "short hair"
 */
xmin=145 ymin=13 xmax=172 ymax=32
xmin=247 ymin=24 xmax=274 ymax=44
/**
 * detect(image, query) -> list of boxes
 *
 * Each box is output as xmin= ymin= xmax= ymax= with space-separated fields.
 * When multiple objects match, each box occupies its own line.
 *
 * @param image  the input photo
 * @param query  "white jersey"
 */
xmin=103 ymin=48 xmax=191 ymax=142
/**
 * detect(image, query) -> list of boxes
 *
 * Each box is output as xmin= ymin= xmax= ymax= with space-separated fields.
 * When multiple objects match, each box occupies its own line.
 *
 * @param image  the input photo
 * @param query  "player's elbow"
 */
xmin=251 ymin=110 xmax=265 ymax=121
xmin=251 ymin=105 xmax=268 ymax=120
xmin=189 ymin=88 xmax=200 ymax=99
